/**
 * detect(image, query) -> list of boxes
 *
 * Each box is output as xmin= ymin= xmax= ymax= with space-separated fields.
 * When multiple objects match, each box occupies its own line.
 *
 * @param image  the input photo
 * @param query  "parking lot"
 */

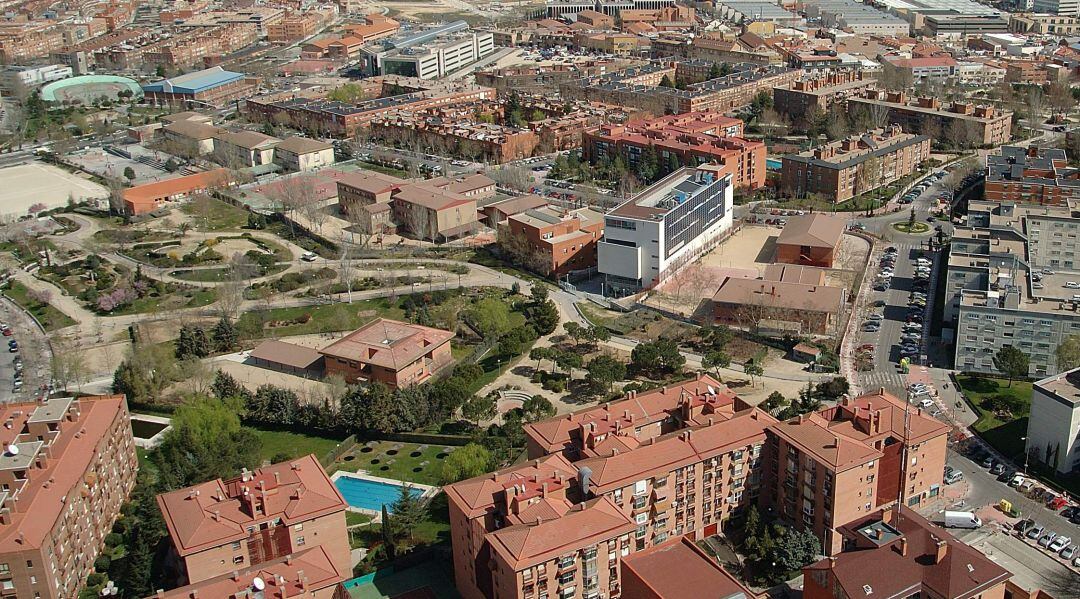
xmin=0 ymin=298 xmax=51 ymax=403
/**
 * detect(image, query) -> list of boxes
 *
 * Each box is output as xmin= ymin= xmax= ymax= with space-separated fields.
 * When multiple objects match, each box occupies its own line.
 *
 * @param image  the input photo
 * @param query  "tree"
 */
xmin=770 ymin=527 xmax=821 ymax=574
xmin=463 ymin=297 xmax=513 ymax=339
xmin=630 ymin=339 xmax=685 ymax=379
xmin=212 ymin=316 xmax=239 ymax=352
xmin=498 ymin=325 xmax=538 ymax=356
xmin=993 ymin=345 xmax=1029 ymax=387
xmin=123 ymin=166 xmax=135 ymax=180
xmin=530 ymin=284 xmax=549 ymax=304
xmin=1057 ymin=335 xmax=1080 ymax=372
xmin=439 ymin=444 xmax=493 ymax=484
xmin=176 ymin=324 xmax=210 ymax=359
xmin=708 ymin=63 xmax=722 ymax=79
xmin=462 ymin=394 xmax=497 ymax=426
xmin=586 ymin=354 xmax=626 ymax=393
xmin=527 ymin=299 xmax=560 ymax=336
xmin=659 ymin=74 xmax=675 ymax=88
xmin=381 ymin=505 xmax=395 ymax=561
xmin=744 ymin=359 xmax=764 ymax=387
xmin=761 ymin=391 xmax=788 ymax=412
xmin=702 ymin=350 xmax=731 ymax=379
xmin=389 ymin=483 xmax=426 ymax=541
xmin=521 ymin=395 xmax=556 ymax=422
xmin=327 ymin=83 xmax=366 ymax=104
xmin=150 ymin=396 xmax=262 ymax=490
xmin=530 ymin=346 xmax=552 ymax=372
xmin=555 ymin=350 xmax=583 ymax=379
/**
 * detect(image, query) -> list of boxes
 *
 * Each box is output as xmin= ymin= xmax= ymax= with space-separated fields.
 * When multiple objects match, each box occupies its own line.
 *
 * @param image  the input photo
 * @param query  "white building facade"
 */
xmin=1026 ymin=368 xmax=1080 ymax=475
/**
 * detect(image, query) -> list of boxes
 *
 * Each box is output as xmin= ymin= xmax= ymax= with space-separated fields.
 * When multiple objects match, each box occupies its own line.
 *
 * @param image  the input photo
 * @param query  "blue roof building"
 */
xmin=142 ymin=67 xmax=245 ymax=95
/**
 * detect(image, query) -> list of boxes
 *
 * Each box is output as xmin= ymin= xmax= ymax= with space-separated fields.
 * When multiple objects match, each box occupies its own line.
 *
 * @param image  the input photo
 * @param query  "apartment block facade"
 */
xmin=502 ymin=206 xmax=606 ymax=276
xmin=773 ymin=71 xmax=877 ymax=120
xmin=583 ymin=113 xmax=765 ymax=190
xmin=0 ymin=396 xmax=137 ymax=599
xmin=1025 ymin=368 xmax=1080 ymax=475
xmin=763 ymin=390 xmax=949 ymax=555
xmin=848 ymin=89 xmax=1012 ymax=147
xmin=447 ymin=374 xmax=776 ymax=599
xmin=985 ymin=146 xmax=1080 ymax=206
xmin=156 ymin=454 xmax=350 ymax=587
xmin=780 ymin=126 xmax=931 ymax=202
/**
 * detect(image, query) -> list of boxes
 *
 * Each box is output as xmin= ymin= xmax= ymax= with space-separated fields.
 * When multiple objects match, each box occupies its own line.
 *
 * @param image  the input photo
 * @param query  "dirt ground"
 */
xmin=209 ymin=359 xmax=331 ymax=399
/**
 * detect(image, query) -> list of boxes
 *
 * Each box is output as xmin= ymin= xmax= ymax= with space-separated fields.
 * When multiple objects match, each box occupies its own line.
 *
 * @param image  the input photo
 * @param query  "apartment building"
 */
xmin=502 ymin=206 xmax=606 ymax=276
xmin=880 ymin=55 xmax=958 ymax=82
xmin=0 ymin=22 xmax=69 ymax=64
xmin=803 ymin=507 xmax=1012 ymax=599
xmin=156 ymin=454 xmax=350 ymax=586
xmin=848 ymin=89 xmax=1013 ymax=147
xmin=583 ymin=112 xmax=765 ymax=190
xmin=447 ymin=373 xmax=775 ymax=599
xmin=152 ymin=546 xmax=347 ymax=599
xmin=946 ymin=190 xmax=1080 ymax=376
xmin=318 ymin=318 xmax=454 ymax=388
xmin=780 ymin=126 xmax=932 ymax=202
xmin=336 ymin=169 xmax=481 ymax=241
xmin=368 ymin=109 xmax=539 ymax=163
xmin=266 ymin=11 xmax=326 ymax=42
xmin=985 ymin=146 xmax=1080 ymax=206
xmin=0 ymin=396 xmax=137 ymax=599
xmin=245 ymin=77 xmax=495 ymax=138
xmin=764 ymin=390 xmax=950 ymax=554
xmin=1009 ymin=12 xmax=1080 ymax=34
xmin=213 ymin=131 xmax=281 ymax=168
xmin=773 ymin=71 xmax=877 ymax=121
xmin=560 ymin=61 xmax=798 ymax=116
xmin=1025 ymin=367 xmax=1080 ymax=475
xmin=1034 ymin=0 xmax=1080 ymax=16
xmin=711 ymin=264 xmax=846 ymax=335
xmin=598 ymin=165 xmax=733 ymax=292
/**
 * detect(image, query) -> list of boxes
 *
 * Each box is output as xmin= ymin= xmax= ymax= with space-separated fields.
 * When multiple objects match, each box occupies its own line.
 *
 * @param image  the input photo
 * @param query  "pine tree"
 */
xmin=191 ymin=326 xmax=211 ymax=358
xmin=381 ymin=505 xmax=396 ymax=560
xmin=212 ymin=316 xmax=239 ymax=352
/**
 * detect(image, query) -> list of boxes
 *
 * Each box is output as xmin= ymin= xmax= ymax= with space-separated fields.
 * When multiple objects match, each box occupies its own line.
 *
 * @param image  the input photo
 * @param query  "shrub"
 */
xmin=93 ymin=555 xmax=111 ymax=572
xmin=86 ymin=572 xmax=106 ymax=587
xmin=104 ymin=532 xmax=123 ymax=547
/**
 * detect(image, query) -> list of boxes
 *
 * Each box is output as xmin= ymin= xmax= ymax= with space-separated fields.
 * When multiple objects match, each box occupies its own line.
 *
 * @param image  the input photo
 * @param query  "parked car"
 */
xmin=1038 ymin=531 xmax=1057 ymax=547
xmin=300 ymin=251 xmax=318 ymax=262
xmin=1014 ymin=519 xmax=1036 ymax=535
xmin=1009 ymin=474 xmax=1025 ymax=487
xmin=1027 ymin=523 xmax=1045 ymax=539
xmin=1049 ymin=536 xmax=1071 ymax=552
xmin=1048 ymin=496 xmax=1069 ymax=510
xmin=1061 ymin=506 xmax=1080 ymax=519
xmin=1060 ymin=544 xmax=1076 ymax=560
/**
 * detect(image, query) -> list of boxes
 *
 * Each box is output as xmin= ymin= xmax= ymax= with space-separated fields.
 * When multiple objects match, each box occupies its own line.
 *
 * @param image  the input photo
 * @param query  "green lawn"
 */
xmin=170 ymin=263 xmax=288 ymax=282
xmin=346 ymin=512 xmax=374 ymax=527
xmin=239 ymin=298 xmax=405 ymax=338
xmin=182 ymin=196 xmax=249 ymax=231
xmin=358 ymin=161 xmax=409 ymax=178
xmin=252 ymin=427 xmax=347 ymax=464
xmin=956 ymin=375 xmax=1032 ymax=460
xmin=105 ymin=287 xmax=217 ymax=316
xmin=329 ymin=440 xmax=457 ymax=486
xmin=893 ymin=222 xmax=931 ymax=234
xmin=4 ymin=281 xmax=77 ymax=330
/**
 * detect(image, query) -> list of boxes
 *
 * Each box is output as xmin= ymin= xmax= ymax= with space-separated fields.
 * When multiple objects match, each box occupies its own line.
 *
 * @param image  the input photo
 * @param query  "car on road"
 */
xmin=917 ymin=398 xmax=934 ymax=408
xmin=7 ymin=342 xmax=17 ymax=353
xmin=1009 ymin=474 xmax=1025 ymax=487
xmin=1034 ymin=282 xmax=1045 ymax=289
xmin=1 ymin=328 xmax=11 ymax=336
xmin=944 ymin=467 xmax=963 ymax=484
xmin=1068 ymin=282 xmax=1080 ymax=289
xmin=1019 ymin=479 xmax=1036 ymax=493
xmin=991 ymin=463 xmax=1006 ymax=475
xmin=1061 ymin=506 xmax=1080 ymax=519
xmin=1039 ymin=531 xmax=1058 ymax=547
xmin=1015 ymin=519 xmax=1036 ymax=536
xmin=1050 ymin=536 xmax=1072 ymax=552
xmin=868 ymin=313 xmax=884 ymax=321
xmin=1048 ymin=495 xmax=1069 ymax=510
xmin=300 ymin=251 xmax=317 ymax=262
xmin=863 ymin=323 xmax=881 ymax=332
xmin=1061 ymin=544 xmax=1076 ymax=560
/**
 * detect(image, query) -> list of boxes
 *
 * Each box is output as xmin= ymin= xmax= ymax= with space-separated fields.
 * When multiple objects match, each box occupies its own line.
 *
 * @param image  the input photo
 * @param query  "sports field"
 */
xmin=0 ymin=163 xmax=108 ymax=217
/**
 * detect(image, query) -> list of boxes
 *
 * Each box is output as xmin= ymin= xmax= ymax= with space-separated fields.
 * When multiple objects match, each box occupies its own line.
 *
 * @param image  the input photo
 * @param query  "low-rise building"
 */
xmin=780 ymin=126 xmax=932 ymax=203
xmin=1025 ymin=367 xmax=1080 ymax=475
xmin=0 ymin=395 xmax=137 ymax=599
xmin=162 ymin=119 xmax=222 ymax=155
xmin=765 ymin=390 xmax=950 ymax=554
xmin=803 ymin=507 xmax=1012 ymax=599
xmin=711 ymin=264 xmax=845 ymax=335
xmin=157 ymin=454 xmax=351 ymax=586
xmin=368 ymin=109 xmax=539 ymax=163
xmin=599 ymin=165 xmax=733 ymax=292
xmin=773 ymin=71 xmax=877 ymax=121
xmin=122 ymin=169 xmax=231 ymax=215
xmin=584 ymin=112 xmax=765 ymax=190
xmin=0 ymin=64 xmax=71 ymax=96
xmin=152 ymin=546 xmax=347 ymax=599
xmin=848 ymin=89 xmax=1012 ymax=147
xmin=143 ymin=66 xmax=260 ymax=108
xmin=319 ymin=318 xmax=454 ymax=387
xmin=984 ymin=145 xmax=1080 ymax=206
xmin=502 ymin=206 xmax=606 ymax=276
xmin=344 ymin=14 xmax=400 ymax=44
xmin=213 ymin=130 xmax=281 ymax=168
xmin=272 ymin=136 xmax=335 ymax=172
xmin=775 ymin=214 xmax=847 ymax=268
xmin=428 ymin=173 xmax=497 ymax=200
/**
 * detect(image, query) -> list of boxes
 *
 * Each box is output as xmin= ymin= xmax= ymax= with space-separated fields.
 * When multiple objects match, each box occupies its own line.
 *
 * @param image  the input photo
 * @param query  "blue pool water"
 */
xmin=766 ymin=158 xmax=782 ymax=170
xmin=334 ymin=476 xmax=423 ymax=512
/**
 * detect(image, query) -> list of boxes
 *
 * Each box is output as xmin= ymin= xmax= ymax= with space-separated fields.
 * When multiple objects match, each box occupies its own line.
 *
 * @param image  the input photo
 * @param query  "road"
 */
xmin=0 ymin=298 xmax=51 ymax=402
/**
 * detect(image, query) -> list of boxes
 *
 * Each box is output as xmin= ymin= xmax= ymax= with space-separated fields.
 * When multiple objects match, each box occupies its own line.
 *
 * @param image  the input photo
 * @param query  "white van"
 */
xmin=944 ymin=511 xmax=982 ymax=529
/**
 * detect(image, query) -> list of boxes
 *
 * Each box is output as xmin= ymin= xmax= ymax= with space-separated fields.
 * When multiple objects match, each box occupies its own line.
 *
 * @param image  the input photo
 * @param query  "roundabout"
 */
xmin=891 ymin=221 xmax=931 ymax=235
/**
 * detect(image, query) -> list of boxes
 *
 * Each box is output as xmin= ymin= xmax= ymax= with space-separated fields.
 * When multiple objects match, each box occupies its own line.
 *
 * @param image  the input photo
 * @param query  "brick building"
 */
xmin=121 ymin=168 xmax=231 ymax=216
xmin=336 ymin=170 xmax=481 ymax=241
xmin=775 ymin=214 xmax=847 ymax=268
xmin=0 ymin=396 xmax=137 ymax=599
xmin=764 ymin=390 xmax=950 ymax=555
xmin=151 ymin=546 xmax=348 ymax=599
xmin=711 ymin=264 xmax=845 ymax=335
xmin=803 ymin=507 xmax=1012 ymax=599
xmin=448 ymin=373 xmax=776 ymax=599
xmin=780 ymin=126 xmax=932 ymax=202
xmin=143 ymin=67 xmax=260 ymax=108
xmin=984 ymin=145 xmax=1080 ymax=206
xmin=773 ymin=71 xmax=877 ymax=121
xmin=156 ymin=454 xmax=351 ymax=587
xmin=501 ymin=206 xmax=606 ymax=276
xmin=583 ymin=112 xmax=765 ymax=189
xmin=319 ymin=318 xmax=454 ymax=387
xmin=369 ymin=109 xmax=539 ymax=163
xmin=267 ymin=11 xmax=325 ymax=42
xmin=848 ymin=89 xmax=1013 ymax=147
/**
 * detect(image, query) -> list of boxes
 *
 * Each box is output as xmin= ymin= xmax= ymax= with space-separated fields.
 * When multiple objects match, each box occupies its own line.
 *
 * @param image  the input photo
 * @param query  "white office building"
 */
xmin=0 ymin=64 xmax=71 ymax=95
xmin=599 ymin=165 xmax=733 ymax=293
xmin=1034 ymin=0 xmax=1080 ymax=16
xmin=1026 ymin=368 xmax=1080 ymax=475
xmin=362 ymin=21 xmax=494 ymax=80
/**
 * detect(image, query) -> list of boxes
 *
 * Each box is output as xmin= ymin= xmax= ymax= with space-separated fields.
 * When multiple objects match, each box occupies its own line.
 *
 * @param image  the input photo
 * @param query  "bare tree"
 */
xmin=337 ymin=231 xmax=356 ymax=302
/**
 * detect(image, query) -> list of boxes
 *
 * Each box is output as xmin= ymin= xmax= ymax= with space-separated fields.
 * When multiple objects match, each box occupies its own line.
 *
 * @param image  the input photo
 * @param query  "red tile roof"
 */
xmin=122 ymin=168 xmax=231 ymax=204
xmin=444 ymin=453 xmax=579 ymax=519
xmin=156 ymin=454 xmax=346 ymax=556
xmin=317 ymin=318 xmax=454 ymax=371
xmin=153 ymin=545 xmax=346 ymax=599
xmin=623 ymin=537 xmax=753 ymax=599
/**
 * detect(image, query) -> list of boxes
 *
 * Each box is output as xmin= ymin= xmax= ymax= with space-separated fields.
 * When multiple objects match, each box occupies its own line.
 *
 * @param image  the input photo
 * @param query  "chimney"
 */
xmin=881 ymin=507 xmax=893 ymax=524
xmin=934 ymin=538 xmax=948 ymax=564
xmin=898 ymin=537 xmax=908 ymax=557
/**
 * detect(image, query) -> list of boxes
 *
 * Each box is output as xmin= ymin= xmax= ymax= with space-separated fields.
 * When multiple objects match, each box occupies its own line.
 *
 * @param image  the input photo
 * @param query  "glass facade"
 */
xmin=663 ymin=175 xmax=728 ymax=259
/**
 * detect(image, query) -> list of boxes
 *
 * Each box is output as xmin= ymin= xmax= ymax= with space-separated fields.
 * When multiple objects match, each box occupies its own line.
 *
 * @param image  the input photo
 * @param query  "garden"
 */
xmin=330 ymin=440 xmax=458 ymax=487
xmin=2 ymin=281 xmax=76 ymax=330
xmin=956 ymin=374 xmax=1032 ymax=460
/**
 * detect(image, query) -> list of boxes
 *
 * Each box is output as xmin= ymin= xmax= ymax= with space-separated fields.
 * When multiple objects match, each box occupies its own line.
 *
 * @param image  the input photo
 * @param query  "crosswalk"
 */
xmin=857 ymin=370 xmax=908 ymax=393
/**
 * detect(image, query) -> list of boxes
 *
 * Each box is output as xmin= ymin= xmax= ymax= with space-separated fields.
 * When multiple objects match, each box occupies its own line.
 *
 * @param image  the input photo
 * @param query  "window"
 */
xmin=0 ymin=564 xmax=9 ymax=576
xmin=231 ymin=541 xmax=241 ymax=550
xmin=233 ymin=556 xmax=244 ymax=565
xmin=296 ymin=536 xmax=305 ymax=546
xmin=634 ymin=480 xmax=647 ymax=496
xmin=25 ymin=561 xmax=31 ymax=569
xmin=294 ymin=523 xmax=304 ymax=531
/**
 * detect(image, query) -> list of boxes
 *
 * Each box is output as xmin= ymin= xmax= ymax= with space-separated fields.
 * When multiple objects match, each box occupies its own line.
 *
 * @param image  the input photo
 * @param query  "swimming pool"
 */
xmin=334 ymin=474 xmax=424 ymax=513
xmin=766 ymin=158 xmax=782 ymax=170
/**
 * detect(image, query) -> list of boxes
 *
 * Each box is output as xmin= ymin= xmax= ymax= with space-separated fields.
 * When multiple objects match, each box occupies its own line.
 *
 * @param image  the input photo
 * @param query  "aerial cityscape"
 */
xmin=0 ymin=0 xmax=1078 ymax=597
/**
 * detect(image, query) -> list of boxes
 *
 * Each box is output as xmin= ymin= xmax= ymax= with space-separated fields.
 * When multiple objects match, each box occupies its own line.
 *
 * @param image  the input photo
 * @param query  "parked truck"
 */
xmin=944 ymin=511 xmax=982 ymax=529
